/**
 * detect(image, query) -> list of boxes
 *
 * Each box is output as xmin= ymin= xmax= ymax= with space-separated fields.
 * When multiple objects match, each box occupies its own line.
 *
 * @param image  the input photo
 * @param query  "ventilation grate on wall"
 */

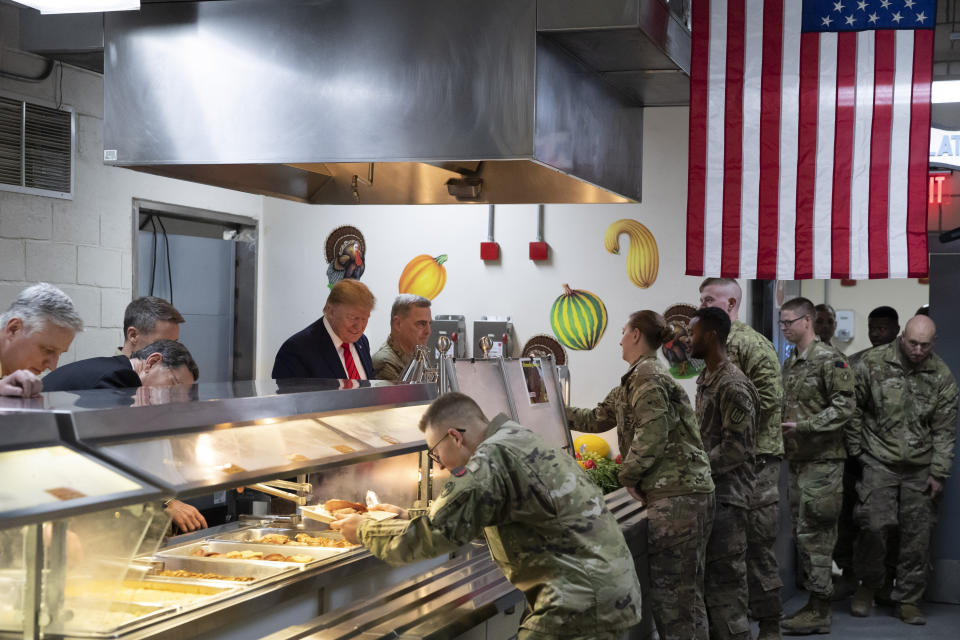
xmin=0 ymin=96 xmax=74 ymax=199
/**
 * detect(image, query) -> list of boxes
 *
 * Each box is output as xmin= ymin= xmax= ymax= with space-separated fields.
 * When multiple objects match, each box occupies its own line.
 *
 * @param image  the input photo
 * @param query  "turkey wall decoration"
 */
xmin=604 ymin=219 xmax=659 ymax=288
xmin=661 ymin=303 xmax=704 ymax=379
xmin=398 ymin=254 xmax=448 ymax=299
xmin=326 ymin=226 xmax=365 ymax=288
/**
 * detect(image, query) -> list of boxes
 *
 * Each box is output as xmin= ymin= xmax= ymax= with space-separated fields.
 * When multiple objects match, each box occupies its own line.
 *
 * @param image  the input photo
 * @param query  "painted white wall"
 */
xmin=258 ymin=107 xmax=730 ymax=451
xmin=796 ymin=278 xmax=929 ymax=356
xmin=0 ymin=11 xmax=262 ymax=366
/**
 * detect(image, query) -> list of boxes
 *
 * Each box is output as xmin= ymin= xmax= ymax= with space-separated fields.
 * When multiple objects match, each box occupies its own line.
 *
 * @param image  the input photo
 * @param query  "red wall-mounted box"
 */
xmin=529 ymin=241 xmax=549 ymax=261
xmin=480 ymin=242 xmax=500 ymax=261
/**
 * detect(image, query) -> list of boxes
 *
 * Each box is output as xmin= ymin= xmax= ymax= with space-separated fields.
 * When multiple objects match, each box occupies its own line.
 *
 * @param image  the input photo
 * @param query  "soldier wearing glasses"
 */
xmin=777 ymin=297 xmax=855 ymax=635
xmin=332 ymin=392 xmax=642 ymax=640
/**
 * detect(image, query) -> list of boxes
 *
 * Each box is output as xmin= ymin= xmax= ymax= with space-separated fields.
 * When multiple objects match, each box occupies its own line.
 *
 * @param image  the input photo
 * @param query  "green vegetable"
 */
xmin=577 ymin=450 xmax=622 ymax=494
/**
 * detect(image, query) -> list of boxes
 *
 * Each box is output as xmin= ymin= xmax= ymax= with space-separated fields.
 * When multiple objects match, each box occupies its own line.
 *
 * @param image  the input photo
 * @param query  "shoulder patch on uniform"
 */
xmin=731 ymin=407 xmax=745 ymax=424
xmin=452 ymin=466 xmax=468 ymax=477
xmin=835 ymin=361 xmax=848 ymax=368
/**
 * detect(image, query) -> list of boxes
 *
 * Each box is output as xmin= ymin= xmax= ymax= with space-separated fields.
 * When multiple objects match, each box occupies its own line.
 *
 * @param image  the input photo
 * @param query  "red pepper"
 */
xmin=584 ymin=459 xmax=596 ymax=470
xmin=615 ymin=454 xmax=622 ymax=464
xmin=575 ymin=452 xmax=582 ymax=460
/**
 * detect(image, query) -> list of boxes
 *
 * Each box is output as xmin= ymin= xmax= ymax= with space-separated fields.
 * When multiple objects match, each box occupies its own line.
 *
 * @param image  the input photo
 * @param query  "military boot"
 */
xmin=895 ymin=603 xmax=926 ymax=625
xmin=757 ymin=617 xmax=782 ymax=640
xmin=850 ymin=585 xmax=873 ymax=617
xmin=780 ymin=594 xmax=831 ymax=635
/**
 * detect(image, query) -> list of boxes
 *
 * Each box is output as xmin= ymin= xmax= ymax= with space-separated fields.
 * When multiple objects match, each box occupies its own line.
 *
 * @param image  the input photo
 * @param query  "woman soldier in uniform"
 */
xmin=567 ymin=310 xmax=716 ymax=640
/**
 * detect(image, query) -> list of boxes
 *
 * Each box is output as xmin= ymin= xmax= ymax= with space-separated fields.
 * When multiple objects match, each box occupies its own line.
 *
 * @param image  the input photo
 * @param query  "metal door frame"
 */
xmin=130 ymin=199 xmax=258 ymax=381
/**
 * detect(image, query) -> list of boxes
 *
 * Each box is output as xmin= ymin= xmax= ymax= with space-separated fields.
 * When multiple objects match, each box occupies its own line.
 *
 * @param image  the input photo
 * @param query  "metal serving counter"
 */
xmin=0 ymin=380 xmax=439 ymax=640
xmin=265 ymin=489 xmax=653 ymax=640
xmin=0 ymin=365 xmax=647 ymax=640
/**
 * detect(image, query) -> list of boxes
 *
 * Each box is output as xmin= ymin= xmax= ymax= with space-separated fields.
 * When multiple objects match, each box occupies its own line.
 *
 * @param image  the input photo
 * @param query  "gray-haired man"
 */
xmin=372 ymin=294 xmax=432 ymax=381
xmin=0 ymin=283 xmax=83 ymax=397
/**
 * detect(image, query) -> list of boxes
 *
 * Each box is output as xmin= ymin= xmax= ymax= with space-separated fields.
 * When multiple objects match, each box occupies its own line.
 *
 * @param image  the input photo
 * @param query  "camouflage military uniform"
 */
xmin=849 ymin=339 xmax=959 ymax=605
xmin=727 ymin=321 xmax=784 ymax=621
xmin=567 ymin=354 xmax=715 ymax=640
xmin=359 ymin=415 xmax=643 ymax=637
xmin=833 ymin=347 xmax=871 ymax=580
xmin=371 ymin=335 xmax=411 ymax=381
xmin=781 ymin=338 xmax=855 ymax=598
xmin=696 ymin=360 xmax=758 ymax=640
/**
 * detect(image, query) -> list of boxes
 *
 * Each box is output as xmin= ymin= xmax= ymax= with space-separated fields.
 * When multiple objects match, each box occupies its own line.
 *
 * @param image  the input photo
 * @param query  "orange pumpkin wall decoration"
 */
xmin=399 ymin=254 xmax=448 ymax=299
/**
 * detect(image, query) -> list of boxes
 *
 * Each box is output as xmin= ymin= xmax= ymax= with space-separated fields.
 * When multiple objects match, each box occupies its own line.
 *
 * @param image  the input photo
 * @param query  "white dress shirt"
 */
xmin=322 ymin=316 xmax=367 ymax=380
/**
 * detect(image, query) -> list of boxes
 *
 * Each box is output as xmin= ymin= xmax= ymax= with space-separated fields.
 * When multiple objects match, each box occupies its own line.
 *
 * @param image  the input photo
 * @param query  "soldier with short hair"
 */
xmin=833 ymin=305 xmax=901 ymax=601
xmin=332 ymin=392 xmax=643 ymax=639
xmin=848 ymin=315 xmax=958 ymax=625
xmin=813 ymin=304 xmax=837 ymax=347
xmin=689 ymin=307 xmax=758 ymax=640
xmin=372 ymin=294 xmax=432 ymax=380
xmin=699 ymin=278 xmax=784 ymax=640
xmin=567 ymin=309 xmax=715 ymax=640
xmin=778 ymin=297 xmax=855 ymax=635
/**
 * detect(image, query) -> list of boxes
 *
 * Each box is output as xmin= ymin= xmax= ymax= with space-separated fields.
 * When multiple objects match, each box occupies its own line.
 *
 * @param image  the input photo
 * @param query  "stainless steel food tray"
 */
xmin=145 ymin=556 xmax=293 ymax=587
xmin=212 ymin=528 xmax=352 ymax=547
xmin=44 ymin=599 xmax=170 ymax=638
xmin=155 ymin=540 xmax=349 ymax=566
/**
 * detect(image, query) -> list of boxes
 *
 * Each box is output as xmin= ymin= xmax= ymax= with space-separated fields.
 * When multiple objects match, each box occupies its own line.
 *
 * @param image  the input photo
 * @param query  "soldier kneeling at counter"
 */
xmin=331 ymin=392 xmax=643 ymax=640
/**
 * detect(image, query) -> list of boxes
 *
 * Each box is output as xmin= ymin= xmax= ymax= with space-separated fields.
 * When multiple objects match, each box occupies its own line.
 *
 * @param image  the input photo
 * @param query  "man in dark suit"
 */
xmin=272 ymin=279 xmax=376 ymax=380
xmin=43 ymin=339 xmax=199 ymax=391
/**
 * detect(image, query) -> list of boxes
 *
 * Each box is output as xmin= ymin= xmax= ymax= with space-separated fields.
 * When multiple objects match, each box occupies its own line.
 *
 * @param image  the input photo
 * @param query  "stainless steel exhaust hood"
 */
xmin=102 ymin=0 xmax=689 ymax=204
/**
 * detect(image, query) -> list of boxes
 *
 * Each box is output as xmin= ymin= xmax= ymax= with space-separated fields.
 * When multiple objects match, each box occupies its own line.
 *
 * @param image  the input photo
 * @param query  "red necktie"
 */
xmin=341 ymin=343 xmax=360 ymax=380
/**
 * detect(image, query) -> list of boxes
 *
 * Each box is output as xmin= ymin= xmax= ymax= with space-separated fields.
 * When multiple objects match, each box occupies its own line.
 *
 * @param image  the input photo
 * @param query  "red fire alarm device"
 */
xmin=529 ymin=241 xmax=549 ymax=261
xmin=480 ymin=242 xmax=500 ymax=261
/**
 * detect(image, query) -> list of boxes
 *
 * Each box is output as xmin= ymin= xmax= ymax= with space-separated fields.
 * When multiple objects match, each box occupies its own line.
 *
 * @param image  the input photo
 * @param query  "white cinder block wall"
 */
xmin=0 ymin=6 xmax=262 ymax=366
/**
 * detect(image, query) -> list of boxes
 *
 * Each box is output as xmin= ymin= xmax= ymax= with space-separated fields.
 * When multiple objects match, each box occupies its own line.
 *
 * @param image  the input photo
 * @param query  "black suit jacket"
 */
xmin=42 ymin=355 xmax=142 ymax=392
xmin=271 ymin=317 xmax=374 ymax=380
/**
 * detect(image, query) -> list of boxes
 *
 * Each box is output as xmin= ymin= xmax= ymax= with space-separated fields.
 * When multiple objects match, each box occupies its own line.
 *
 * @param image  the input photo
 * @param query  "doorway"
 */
xmin=131 ymin=200 xmax=257 ymax=383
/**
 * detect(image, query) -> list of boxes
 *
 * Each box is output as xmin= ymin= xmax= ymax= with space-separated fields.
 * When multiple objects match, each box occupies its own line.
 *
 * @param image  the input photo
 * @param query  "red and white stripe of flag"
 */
xmin=686 ymin=0 xmax=932 ymax=279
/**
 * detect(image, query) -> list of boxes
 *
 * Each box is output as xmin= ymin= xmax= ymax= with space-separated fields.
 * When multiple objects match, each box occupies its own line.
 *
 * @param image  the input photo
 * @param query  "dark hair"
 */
xmin=627 ymin=310 xmax=674 ymax=349
xmin=124 ymin=297 xmax=184 ymax=333
xmin=868 ymin=306 xmax=899 ymax=322
xmin=781 ymin=297 xmax=816 ymax=319
xmin=131 ymin=339 xmax=200 ymax=382
xmin=693 ymin=307 xmax=731 ymax=344
xmin=418 ymin=392 xmax=487 ymax=433
xmin=814 ymin=303 xmax=835 ymax=317
xmin=916 ymin=305 xmax=930 ymax=317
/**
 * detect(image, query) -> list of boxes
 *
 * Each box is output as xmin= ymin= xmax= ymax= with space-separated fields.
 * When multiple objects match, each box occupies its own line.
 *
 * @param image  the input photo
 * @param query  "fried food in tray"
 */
xmin=247 ymin=532 xmax=358 ymax=549
xmin=191 ymin=546 xmax=320 ymax=563
xmin=156 ymin=569 xmax=256 ymax=583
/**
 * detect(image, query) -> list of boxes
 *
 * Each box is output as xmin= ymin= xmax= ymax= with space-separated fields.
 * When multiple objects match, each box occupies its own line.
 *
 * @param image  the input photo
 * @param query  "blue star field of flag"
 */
xmin=801 ymin=0 xmax=936 ymax=32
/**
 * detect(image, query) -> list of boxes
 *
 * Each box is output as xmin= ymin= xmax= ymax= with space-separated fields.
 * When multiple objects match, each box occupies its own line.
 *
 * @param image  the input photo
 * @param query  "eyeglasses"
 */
xmin=426 ymin=428 xmax=466 ymax=464
xmin=778 ymin=315 xmax=809 ymax=328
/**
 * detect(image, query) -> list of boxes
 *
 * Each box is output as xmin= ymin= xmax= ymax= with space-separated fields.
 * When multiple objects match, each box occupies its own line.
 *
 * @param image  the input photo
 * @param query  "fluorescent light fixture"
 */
xmin=932 ymin=80 xmax=960 ymax=104
xmin=17 ymin=1 xmax=140 ymax=14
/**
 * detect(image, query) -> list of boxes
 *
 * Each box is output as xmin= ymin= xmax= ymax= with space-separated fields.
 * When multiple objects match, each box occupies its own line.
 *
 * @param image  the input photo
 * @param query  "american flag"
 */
xmin=685 ymin=0 xmax=935 ymax=279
